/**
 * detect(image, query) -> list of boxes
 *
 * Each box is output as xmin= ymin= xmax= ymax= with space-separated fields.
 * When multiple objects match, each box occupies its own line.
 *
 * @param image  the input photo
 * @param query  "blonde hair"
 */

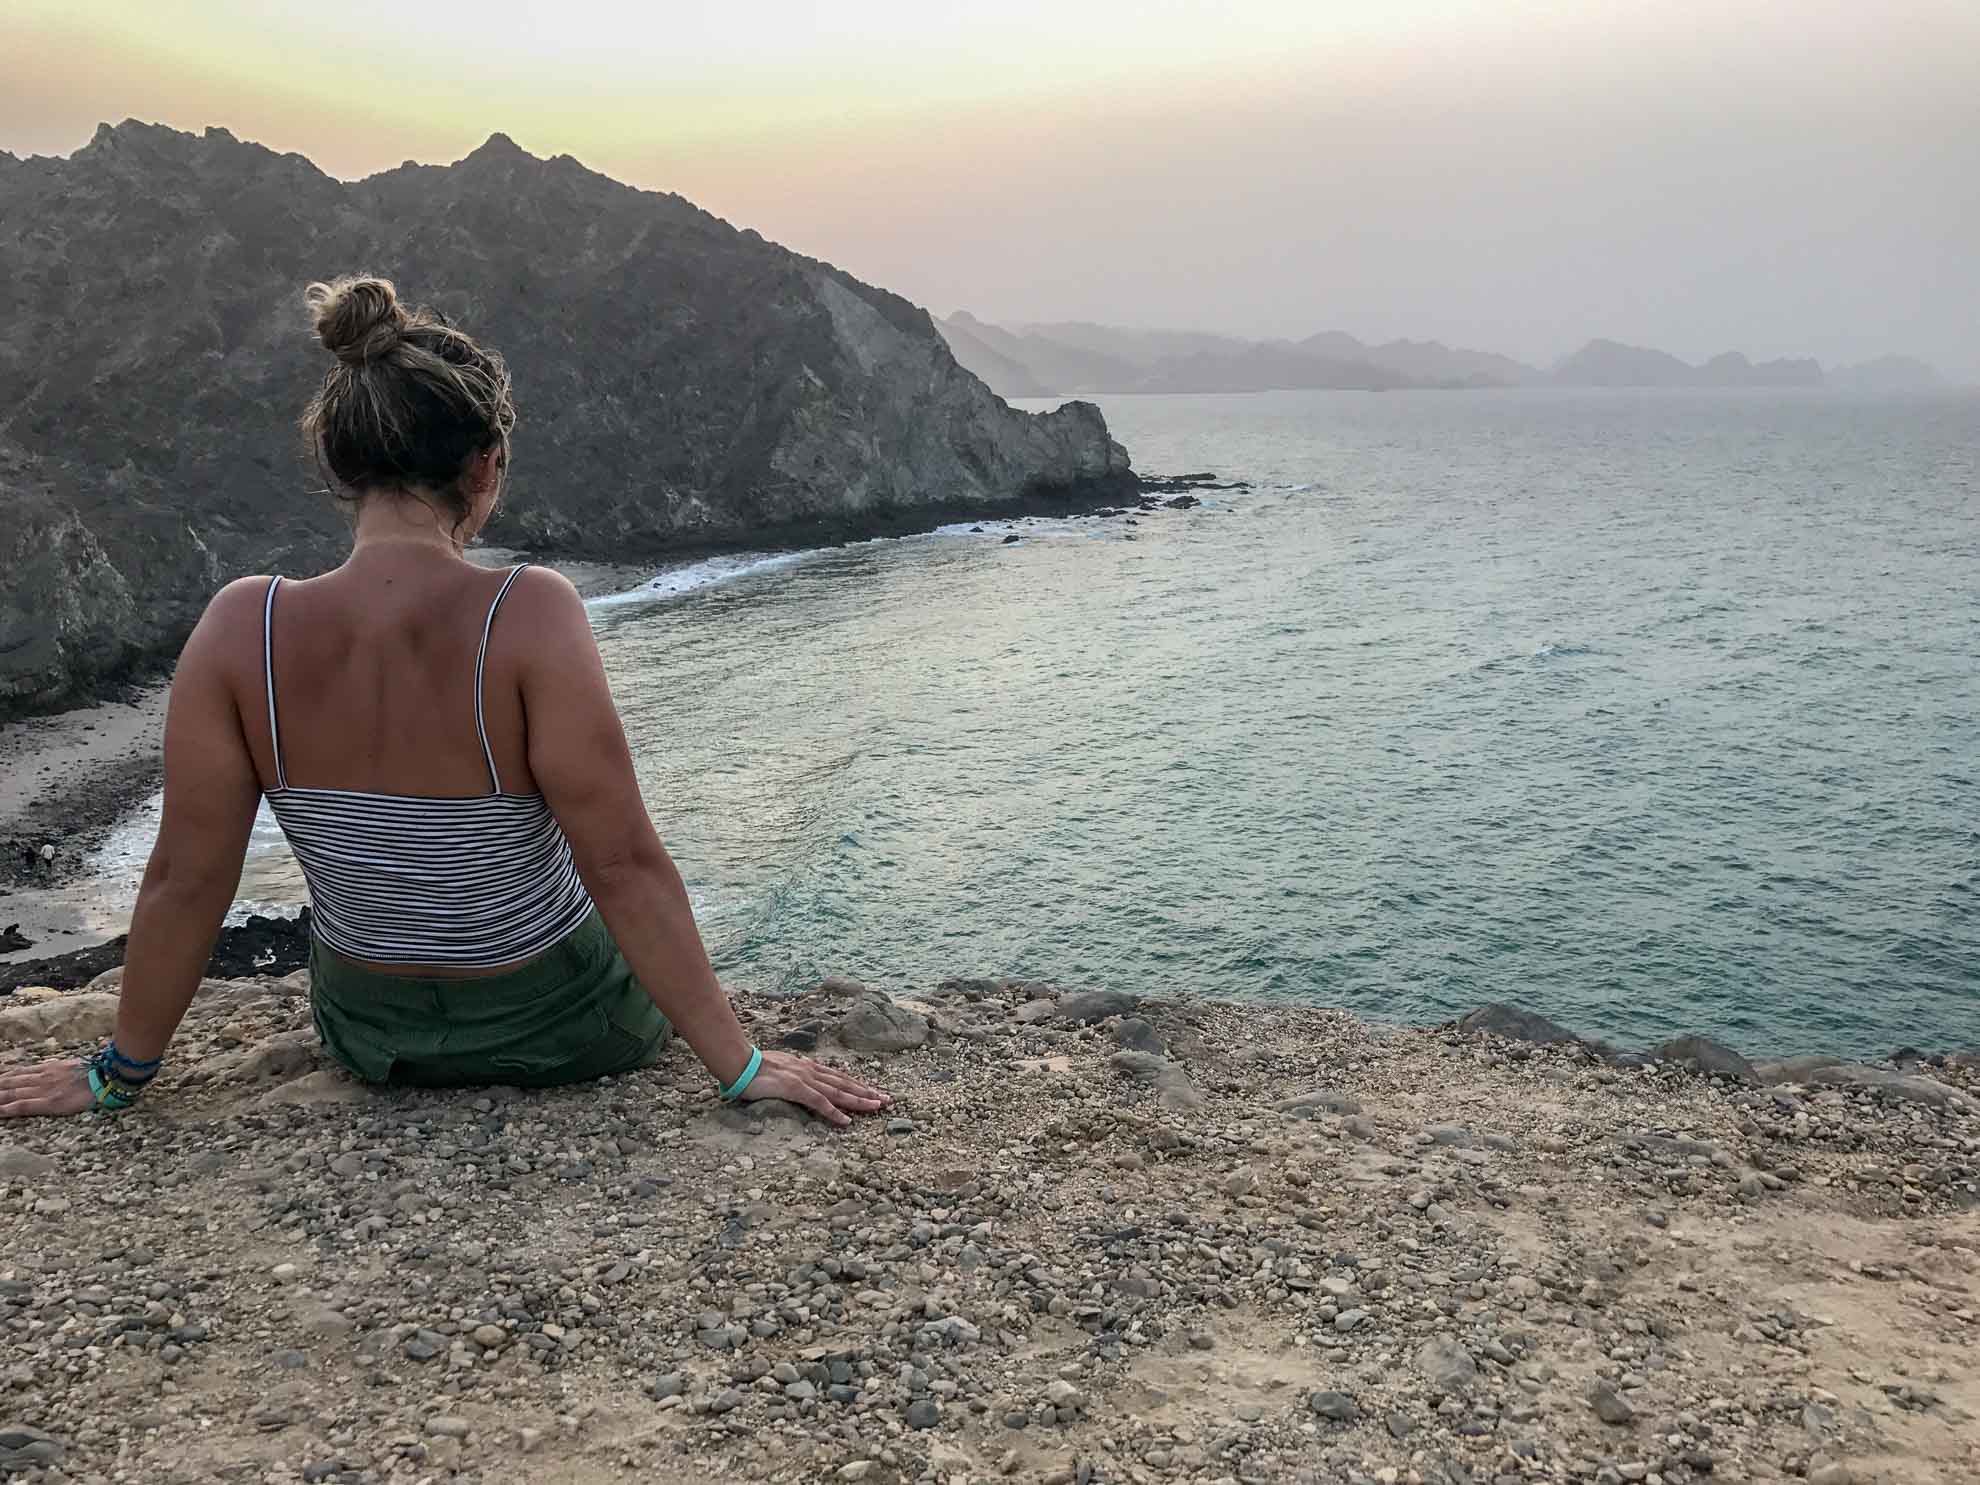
xmin=300 ymin=275 xmax=516 ymax=529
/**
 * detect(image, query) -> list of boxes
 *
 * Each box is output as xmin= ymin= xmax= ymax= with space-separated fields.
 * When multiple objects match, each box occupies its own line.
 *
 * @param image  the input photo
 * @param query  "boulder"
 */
xmin=1112 ymin=1017 xmax=1166 ymax=1055
xmin=1802 ymin=1064 xmax=1977 ymax=1113
xmin=1753 ymin=1054 xmax=1844 ymax=1085
xmin=835 ymin=995 xmax=931 ymax=1054
xmin=1456 ymin=1003 xmax=1580 ymax=1046
xmin=1274 ymin=1089 xmax=1363 ymax=1119
xmin=1649 ymin=1034 xmax=1757 ymax=1084
xmin=1054 ymin=989 xmax=1138 ymax=1025
xmin=1108 ymin=1049 xmax=1203 ymax=1111
xmin=0 ymin=991 xmax=119 ymax=1049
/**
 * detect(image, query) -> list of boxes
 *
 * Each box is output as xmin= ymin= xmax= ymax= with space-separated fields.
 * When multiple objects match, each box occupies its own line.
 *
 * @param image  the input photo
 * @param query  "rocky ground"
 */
xmin=0 ymin=976 xmax=1975 ymax=1485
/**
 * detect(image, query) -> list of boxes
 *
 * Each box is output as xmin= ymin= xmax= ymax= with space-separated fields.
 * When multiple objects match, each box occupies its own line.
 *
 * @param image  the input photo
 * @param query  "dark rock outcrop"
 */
xmin=0 ymin=122 xmax=1132 ymax=714
xmin=1454 ymin=1002 xmax=1582 ymax=1046
xmin=1649 ymin=1033 xmax=1759 ymax=1084
xmin=0 ymin=912 xmax=312 ymax=995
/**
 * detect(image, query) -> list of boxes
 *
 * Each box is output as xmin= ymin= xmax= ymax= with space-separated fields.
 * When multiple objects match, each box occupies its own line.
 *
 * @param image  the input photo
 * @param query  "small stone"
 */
xmin=1309 ymin=1391 xmax=1359 ymax=1421
xmin=270 ymin=1263 xmax=300 ymax=1283
xmin=1807 ymin=1460 xmax=1853 ymax=1485
xmin=517 ymin=1428 xmax=543 ymax=1454
xmin=426 ymin=1416 xmax=470 ymax=1439
xmin=0 ymin=1148 xmax=55 ymax=1180
xmin=1274 ymin=1089 xmax=1363 ymax=1118
xmin=1044 ymin=1379 xmax=1085 ymax=1411
xmin=1590 ymin=1381 xmax=1636 ymax=1425
xmin=472 ymin=1324 xmax=507 ymax=1350
xmin=1415 ymin=1336 xmax=1477 ymax=1391
xmin=0 ymin=1426 xmax=62 ymax=1472
xmin=886 ymin=1118 xmax=916 ymax=1135
xmin=905 ymin=1398 xmax=939 ymax=1429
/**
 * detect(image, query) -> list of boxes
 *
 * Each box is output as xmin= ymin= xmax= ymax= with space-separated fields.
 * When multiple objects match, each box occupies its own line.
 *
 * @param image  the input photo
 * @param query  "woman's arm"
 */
xmin=0 ymin=581 xmax=262 ymax=1117
xmin=511 ymin=569 xmax=886 ymax=1126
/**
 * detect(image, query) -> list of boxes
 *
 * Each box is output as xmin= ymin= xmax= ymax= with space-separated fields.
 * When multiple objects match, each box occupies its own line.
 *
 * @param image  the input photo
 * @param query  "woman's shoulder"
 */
xmin=500 ymin=563 xmax=586 ymax=618
xmin=204 ymin=574 xmax=283 ymax=623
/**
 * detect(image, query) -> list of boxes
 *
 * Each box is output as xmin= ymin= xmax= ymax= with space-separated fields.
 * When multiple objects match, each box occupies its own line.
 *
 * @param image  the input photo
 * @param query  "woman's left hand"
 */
xmin=0 ymin=1058 xmax=95 ymax=1118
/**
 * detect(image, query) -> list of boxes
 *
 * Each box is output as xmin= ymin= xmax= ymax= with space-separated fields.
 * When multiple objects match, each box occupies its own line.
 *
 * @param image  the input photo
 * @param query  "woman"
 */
xmin=0 ymin=276 xmax=886 ymax=1124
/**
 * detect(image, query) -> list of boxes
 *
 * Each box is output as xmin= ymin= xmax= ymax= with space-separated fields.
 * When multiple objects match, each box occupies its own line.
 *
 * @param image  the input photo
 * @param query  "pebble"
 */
xmin=1309 ymin=1391 xmax=1359 ymax=1422
xmin=1590 ymin=1382 xmax=1636 ymax=1425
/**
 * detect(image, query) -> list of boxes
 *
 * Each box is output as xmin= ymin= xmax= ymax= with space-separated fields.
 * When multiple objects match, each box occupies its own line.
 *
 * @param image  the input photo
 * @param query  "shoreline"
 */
xmin=2 ymin=900 xmax=1973 ymax=1073
xmin=0 ymin=481 xmax=1216 ymax=968
xmin=0 ymin=472 xmax=1158 ymax=729
xmin=0 ymin=972 xmax=1972 ymax=1483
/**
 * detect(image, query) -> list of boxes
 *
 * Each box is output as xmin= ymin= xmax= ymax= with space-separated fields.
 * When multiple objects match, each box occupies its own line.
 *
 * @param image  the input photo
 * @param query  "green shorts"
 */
xmin=308 ymin=909 xmax=672 ymax=1088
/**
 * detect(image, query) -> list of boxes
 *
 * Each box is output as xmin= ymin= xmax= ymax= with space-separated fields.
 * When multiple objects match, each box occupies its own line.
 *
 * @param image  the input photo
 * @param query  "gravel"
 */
xmin=1 ymin=972 xmax=1974 ymax=1483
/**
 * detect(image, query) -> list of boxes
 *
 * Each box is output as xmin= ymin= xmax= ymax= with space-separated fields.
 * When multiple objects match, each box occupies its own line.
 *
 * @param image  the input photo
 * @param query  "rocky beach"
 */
xmin=1 ymin=963 xmax=1975 ymax=1485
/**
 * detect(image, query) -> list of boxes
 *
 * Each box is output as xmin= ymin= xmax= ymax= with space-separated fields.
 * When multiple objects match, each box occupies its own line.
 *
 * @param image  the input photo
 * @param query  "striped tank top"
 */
xmin=261 ymin=567 xmax=595 ymax=968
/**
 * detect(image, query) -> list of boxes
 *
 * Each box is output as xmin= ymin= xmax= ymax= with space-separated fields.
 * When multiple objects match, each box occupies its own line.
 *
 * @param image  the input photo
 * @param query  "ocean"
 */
xmin=93 ymin=388 xmax=1979 ymax=1057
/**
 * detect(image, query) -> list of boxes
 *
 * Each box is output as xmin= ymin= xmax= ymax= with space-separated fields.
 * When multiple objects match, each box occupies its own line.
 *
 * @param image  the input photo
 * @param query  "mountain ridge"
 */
xmin=0 ymin=121 xmax=1133 ymax=714
xmin=936 ymin=314 xmax=1947 ymax=398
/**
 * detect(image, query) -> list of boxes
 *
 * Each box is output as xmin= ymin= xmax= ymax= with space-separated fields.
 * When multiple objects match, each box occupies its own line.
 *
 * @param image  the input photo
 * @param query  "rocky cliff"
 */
xmin=0 ymin=123 xmax=1132 ymax=714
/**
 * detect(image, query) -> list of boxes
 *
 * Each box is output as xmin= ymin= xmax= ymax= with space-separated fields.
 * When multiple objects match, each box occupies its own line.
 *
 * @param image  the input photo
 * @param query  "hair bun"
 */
xmin=305 ymin=275 xmax=407 ymax=367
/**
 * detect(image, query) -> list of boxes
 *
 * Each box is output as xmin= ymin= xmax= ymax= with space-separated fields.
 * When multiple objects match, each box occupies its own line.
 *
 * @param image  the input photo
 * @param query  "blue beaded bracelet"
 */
xmin=719 ymin=1047 xmax=763 ymax=1102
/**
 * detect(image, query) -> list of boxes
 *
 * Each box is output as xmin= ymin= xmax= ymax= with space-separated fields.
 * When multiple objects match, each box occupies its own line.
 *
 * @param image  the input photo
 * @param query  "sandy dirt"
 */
xmin=0 ymin=976 xmax=1972 ymax=1485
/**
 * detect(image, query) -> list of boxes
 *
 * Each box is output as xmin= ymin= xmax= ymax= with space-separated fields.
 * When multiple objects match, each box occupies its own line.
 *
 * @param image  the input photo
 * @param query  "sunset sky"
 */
xmin=6 ymin=0 xmax=1977 ymax=376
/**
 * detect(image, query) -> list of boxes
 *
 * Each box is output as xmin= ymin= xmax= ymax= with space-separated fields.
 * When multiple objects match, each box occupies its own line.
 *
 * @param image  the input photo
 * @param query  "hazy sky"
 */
xmin=7 ymin=0 xmax=1978 ymax=376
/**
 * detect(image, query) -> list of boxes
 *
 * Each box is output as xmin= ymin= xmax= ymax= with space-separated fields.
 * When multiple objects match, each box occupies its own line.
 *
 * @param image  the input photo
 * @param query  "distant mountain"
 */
xmin=1697 ymin=350 xmax=1824 ymax=388
xmin=1301 ymin=332 xmax=1540 ymax=388
xmin=1008 ymin=321 xmax=1258 ymax=369
xmin=938 ymin=315 xmax=1944 ymax=400
xmin=938 ymin=312 xmax=1050 ymax=397
xmin=1553 ymin=339 xmax=1825 ymax=388
xmin=937 ymin=316 xmax=1520 ymax=396
xmin=1551 ymin=338 xmax=1700 ymax=388
xmin=1133 ymin=343 xmax=1409 ymax=394
xmin=939 ymin=315 xmax=1544 ymax=396
xmin=1829 ymin=355 xmax=1944 ymax=394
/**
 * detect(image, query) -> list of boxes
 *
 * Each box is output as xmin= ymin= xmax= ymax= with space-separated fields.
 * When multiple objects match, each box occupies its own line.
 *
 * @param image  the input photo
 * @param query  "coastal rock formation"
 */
xmin=0 ymin=122 xmax=1132 ymax=713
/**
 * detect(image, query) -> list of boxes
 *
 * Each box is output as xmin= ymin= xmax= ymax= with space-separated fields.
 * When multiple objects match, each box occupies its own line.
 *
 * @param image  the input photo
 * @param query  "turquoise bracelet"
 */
xmin=719 ymin=1047 xmax=763 ymax=1102
xmin=86 ymin=1063 xmax=141 ymax=1113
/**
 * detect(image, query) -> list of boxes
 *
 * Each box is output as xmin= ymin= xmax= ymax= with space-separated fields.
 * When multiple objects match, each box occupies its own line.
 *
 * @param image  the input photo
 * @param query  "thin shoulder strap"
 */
xmin=474 ymin=565 xmax=531 ymax=795
xmin=262 ymin=577 xmax=289 ymax=792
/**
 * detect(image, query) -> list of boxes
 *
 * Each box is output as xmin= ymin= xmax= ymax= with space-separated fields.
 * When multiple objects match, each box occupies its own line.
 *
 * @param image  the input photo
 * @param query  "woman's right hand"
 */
xmin=738 ymin=1051 xmax=890 ymax=1127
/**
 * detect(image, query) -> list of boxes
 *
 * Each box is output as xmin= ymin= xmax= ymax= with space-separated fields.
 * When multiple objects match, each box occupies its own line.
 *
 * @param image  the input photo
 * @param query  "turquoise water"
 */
xmin=591 ymin=388 xmax=1979 ymax=1056
xmin=99 ymin=388 xmax=1980 ymax=1055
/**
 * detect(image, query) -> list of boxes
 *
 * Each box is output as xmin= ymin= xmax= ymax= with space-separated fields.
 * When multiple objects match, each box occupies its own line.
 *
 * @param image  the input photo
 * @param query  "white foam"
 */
xmin=586 ymin=550 xmax=814 ymax=610
xmin=584 ymin=514 xmax=1106 ymax=612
